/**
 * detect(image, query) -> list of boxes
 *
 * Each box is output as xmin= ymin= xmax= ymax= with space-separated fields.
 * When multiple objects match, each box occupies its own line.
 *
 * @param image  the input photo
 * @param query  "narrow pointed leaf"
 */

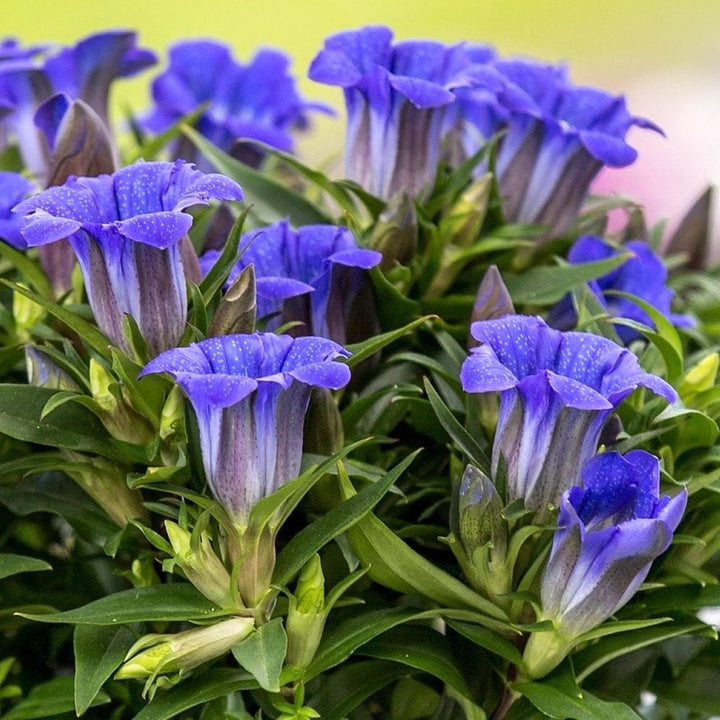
xmin=0 ymin=553 xmax=51 ymax=580
xmin=4 ymin=280 xmax=112 ymax=358
xmin=74 ymin=625 xmax=136 ymax=715
xmin=18 ymin=584 xmax=225 ymax=624
xmin=273 ymin=451 xmax=419 ymax=586
xmin=182 ymin=125 xmax=329 ymax=225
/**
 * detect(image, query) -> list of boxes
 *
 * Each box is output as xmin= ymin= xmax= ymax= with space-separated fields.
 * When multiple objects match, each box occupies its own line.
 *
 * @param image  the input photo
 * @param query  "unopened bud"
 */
xmin=286 ymin=554 xmax=326 ymax=668
xmin=25 ymin=346 xmax=81 ymax=391
xmin=208 ymin=264 xmax=256 ymax=336
xmin=469 ymin=266 xmax=515 ymax=330
xmin=61 ymin=450 xmax=147 ymax=526
xmin=165 ymin=520 xmax=236 ymax=609
xmin=451 ymin=464 xmax=510 ymax=599
xmin=679 ymin=352 xmax=719 ymax=404
xmin=89 ymin=358 xmax=154 ymax=444
xmin=116 ymin=616 xmax=255 ymax=680
xmin=457 ymin=464 xmax=507 ymax=559
xmin=439 ymin=174 xmax=492 ymax=247
xmin=13 ymin=285 xmax=45 ymax=336
xmin=369 ymin=194 xmax=418 ymax=271
xmin=159 ymin=385 xmax=186 ymax=442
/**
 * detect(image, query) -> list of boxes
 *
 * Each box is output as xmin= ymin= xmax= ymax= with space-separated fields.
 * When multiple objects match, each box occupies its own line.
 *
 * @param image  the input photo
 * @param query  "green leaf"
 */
xmin=132 ymin=668 xmax=256 ymax=720
xmin=18 ymin=584 xmax=225 ymax=625
xmin=360 ymin=625 xmax=470 ymax=695
xmin=637 ymin=583 xmax=720 ymax=615
xmin=310 ymin=660 xmax=410 ymax=720
xmin=0 ymin=384 xmax=148 ymax=462
xmin=1 ymin=677 xmax=109 ymax=720
xmin=273 ymin=451 xmax=419 ymax=586
xmin=446 ymin=619 xmax=523 ymax=665
xmin=3 ymin=280 xmax=112 ymax=358
xmin=370 ymin=266 xmax=423 ymax=328
xmin=424 ymin=377 xmax=490 ymax=472
xmin=503 ymin=254 xmax=630 ymax=305
xmin=181 ymin=125 xmax=329 ymax=225
xmin=609 ymin=290 xmax=684 ymax=382
xmin=574 ymin=618 xmax=713 ymax=682
xmin=0 ymin=471 xmax=118 ymax=539
xmin=74 ymin=625 xmax=136 ymax=715
xmin=0 ymin=553 xmax=51 ymax=580
xmin=248 ymin=439 xmax=369 ymax=535
xmin=0 ymin=243 xmax=53 ymax=299
xmin=344 ymin=315 xmax=436 ymax=368
xmin=198 ymin=206 xmax=252 ymax=302
xmin=512 ymin=681 xmax=642 ymax=720
xmin=339 ymin=470 xmax=510 ymax=627
xmin=231 ymin=618 xmax=287 ymax=692
xmin=244 ymin=140 xmax=362 ymax=217
xmin=307 ymin=608 xmax=429 ymax=679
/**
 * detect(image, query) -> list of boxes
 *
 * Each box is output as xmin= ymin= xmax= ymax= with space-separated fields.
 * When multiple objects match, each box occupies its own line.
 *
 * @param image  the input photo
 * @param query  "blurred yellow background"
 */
xmin=5 ymin=0 xmax=720 ymax=237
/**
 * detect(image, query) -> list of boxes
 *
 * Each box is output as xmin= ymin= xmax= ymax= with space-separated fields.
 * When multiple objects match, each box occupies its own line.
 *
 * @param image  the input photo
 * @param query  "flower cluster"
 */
xmin=311 ymin=25 xmax=658 ymax=238
xmin=0 ymin=30 xmax=155 ymax=178
xmin=144 ymin=39 xmax=326 ymax=169
xmin=0 ymin=22 xmax=702 ymax=720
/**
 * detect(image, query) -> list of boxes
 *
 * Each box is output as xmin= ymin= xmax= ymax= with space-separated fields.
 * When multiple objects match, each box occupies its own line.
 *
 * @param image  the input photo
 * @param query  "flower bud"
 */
xmin=439 ymin=175 xmax=492 ymax=247
xmin=369 ymin=194 xmax=418 ymax=271
xmin=678 ymin=352 xmax=719 ymax=404
xmin=207 ymin=264 xmax=256 ymax=337
xmin=453 ymin=464 xmax=510 ymax=598
xmin=286 ymin=554 xmax=326 ymax=668
xmin=116 ymin=616 xmax=255 ymax=681
xmin=13 ymin=284 xmax=45 ymax=337
xmin=25 ymin=346 xmax=81 ymax=391
xmin=159 ymin=385 xmax=186 ymax=442
xmin=61 ymin=450 xmax=147 ymax=526
xmin=165 ymin=520 xmax=237 ymax=609
xmin=89 ymin=358 xmax=154 ymax=445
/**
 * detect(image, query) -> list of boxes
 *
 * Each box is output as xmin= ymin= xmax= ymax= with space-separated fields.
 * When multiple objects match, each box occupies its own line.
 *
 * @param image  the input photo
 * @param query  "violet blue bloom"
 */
xmin=15 ymin=160 xmax=242 ymax=356
xmin=144 ymin=40 xmax=324 ymax=169
xmin=548 ymin=235 xmax=694 ymax=343
xmin=0 ymin=170 xmax=34 ymax=248
xmin=460 ymin=58 xmax=661 ymax=235
xmin=0 ymin=61 xmax=52 ymax=176
xmin=309 ymin=25 xmax=491 ymax=200
xmin=523 ymin=450 xmax=686 ymax=677
xmin=140 ymin=333 xmax=351 ymax=524
xmin=460 ymin=315 xmax=676 ymax=516
xmin=200 ymin=220 xmax=381 ymax=343
xmin=0 ymin=31 xmax=154 ymax=180
xmin=44 ymin=30 xmax=156 ymax=126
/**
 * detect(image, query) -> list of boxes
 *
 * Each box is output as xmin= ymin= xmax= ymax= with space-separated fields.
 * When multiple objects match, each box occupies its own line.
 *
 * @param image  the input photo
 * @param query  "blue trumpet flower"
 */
xmin=200 ymin=220 xmax=381 ymax=343
xmin=140 ymin=333 xmax=351 ymax=524
xmin=145 ymin=39 xmax=325 ymax=169
xmin=44 ymin=30 xmax=156 ymax=126
xmin=309 ymin=25 xmax=488 ymax=200
xmin=523 ymin=450 xmax=686 ymax=677
xmin=460 ymin=315 xmax=676 ymax=516
xmin=548 ymin=235 xmax=694 ymax=343
xmin=0 ymin=170 xmax=33 ymax=248
xmin=0 ymin=31 xmax=154 ymax=179
xmin=15 ymin=159 xmax=242 ymax=356
xmin=460 ymin=58 xmax=662 ymax=235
